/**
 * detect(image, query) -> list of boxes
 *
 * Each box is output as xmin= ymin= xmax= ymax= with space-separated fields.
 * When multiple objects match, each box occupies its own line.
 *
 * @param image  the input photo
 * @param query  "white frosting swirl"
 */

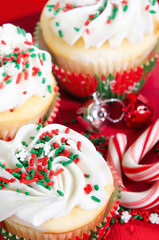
xmin=0 ymin=124 xmax=113 ymax=227
xmin=0 ymin=24 xmax=53 ymax=112
xmin=44 ymin=0 xmax=159 ymax=48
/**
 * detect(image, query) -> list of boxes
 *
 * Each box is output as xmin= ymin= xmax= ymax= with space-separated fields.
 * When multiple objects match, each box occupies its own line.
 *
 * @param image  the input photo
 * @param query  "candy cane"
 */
xmin=107 ymin=120 xmax=159 ymax=209
xmin=122 ymin=119 xmax=159 ymax=182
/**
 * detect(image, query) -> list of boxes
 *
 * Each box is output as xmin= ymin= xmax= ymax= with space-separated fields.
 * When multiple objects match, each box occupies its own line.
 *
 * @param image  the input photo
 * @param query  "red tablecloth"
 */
xmin=0 ymin=3 xmax=159 ymax=240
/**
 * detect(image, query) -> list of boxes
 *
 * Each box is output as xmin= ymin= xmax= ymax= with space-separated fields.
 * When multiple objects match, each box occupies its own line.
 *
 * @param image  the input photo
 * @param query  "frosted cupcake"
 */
xmin=0 ymin=123 xmax=120 ymax=240
xmin=0 ymin=24 xmax=60 ymax=140
xmin=39 ymin=0 xmax=159 ymax=99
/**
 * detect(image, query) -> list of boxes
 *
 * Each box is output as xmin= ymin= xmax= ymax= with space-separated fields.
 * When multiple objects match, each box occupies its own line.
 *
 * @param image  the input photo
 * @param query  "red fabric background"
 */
xmin=0 ymin=1 xmax=159 ymax=240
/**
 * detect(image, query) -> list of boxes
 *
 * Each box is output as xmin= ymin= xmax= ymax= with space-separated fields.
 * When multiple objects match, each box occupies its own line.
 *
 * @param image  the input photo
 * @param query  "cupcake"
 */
xmin=39 ymin=0 xmax=159 ymax=100
xmin=0 ymin=123 xmax=120 ymax=240
xmin=0 ymin=23 xmax=60 ymax=140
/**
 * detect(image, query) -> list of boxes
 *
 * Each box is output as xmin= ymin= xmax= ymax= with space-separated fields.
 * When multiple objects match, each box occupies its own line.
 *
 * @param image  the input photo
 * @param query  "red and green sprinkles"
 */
xmin=0 ymin=28 xmax=53 ymax=98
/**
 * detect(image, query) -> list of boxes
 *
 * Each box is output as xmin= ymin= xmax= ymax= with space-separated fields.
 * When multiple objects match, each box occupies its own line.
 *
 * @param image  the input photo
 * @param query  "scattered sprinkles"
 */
xmin=45 ymin=0 xmax=158 ymax=42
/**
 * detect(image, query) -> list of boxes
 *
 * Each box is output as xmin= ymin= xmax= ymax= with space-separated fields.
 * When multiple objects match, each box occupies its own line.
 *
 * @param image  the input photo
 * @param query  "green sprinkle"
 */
xmin=59 ymin=146 xmax=65 ymax=151
xmin=22 ymin=141 xmax=28 ymax=147
xmin=110 ymin=217 xmax=115 ymax=224
xmin=149 ymin=10 xmax=156 ymax=14
xmin=58 ymin=30 xmax=63 ymax=38
xmin=25 ymin=192 xmax=30 ymax=196
xmin=123 ymin=5 xmax=128 ymax=11
xmin=44 ymin=177 xmax=51 ymax=183
xmin=69 ymin=152 xmax=74 ymax=160
xmin=91 ymin=196 xmax=101 ymax=203
xmin=21 ymin=28 xmax=26 ymax=37
xmin=74 ymin=27 xmax=80 ymax=32
xmin=0 ymin=163 xmax=6 ymax=169
xmin=85 ymin=174 xmax=90 ymax=178
xmin=3 ymin=183 xmax=7 ymax=187
xmin=42 ymin=78 xmax=46 ymax=84
xmin=62 ymin=160 xmax=73 ymax=166
xmin=2 ymin=72 xmax=7 ymax=77
xmin=56 ymin=22 xmax=60 ymax=27
xmin=36 ymin=123 xmax=43 ymax=130
xmin=28 ymin=48 xmax=35 ymax=52
xmin=17 ymin=189 xmax=21 ymax=193
xmin=57 ymin=190 xmax=64 ymax=196
xmin=25 ymin=176 xmax=31 ymax=180
xmin=42 ymin=53 xmax=46 ymax=61
xmin=38 ymin=71 xmax=42 ymax=76
xmin=47 ymin=85 xmax=52 ymax=93
xmin=6 ymin=79 xmax=12 ymax=84
xmin=37 ymin=148 xmax=43 ymax=157
xmin=133 ymin=214 xmax=140 ymax=219
xmin=46 ymin=4 xmax=55 ymax=8
xmin=152 ymin=0 xmax=157 ymax=5
xmin=50 ymin=156 xmax=54 ymax=161
xmin=30 ymin=149 xmax=38 ymax=155
xmin=0 ymin=186 xmax=2 ymax=190
xmin=44 ymin=135 xmax=51 ymax=142
xmin=48 ymin=160 xmax=52 ymax=170
xmin=119 ymin=219 xmax=124 ymax=223
xmin=26 ymin=62 xmax=30 ymax=68
xmin=31 ymin=170 xmax=35 ymax=179
xmin=17 ymin=26 xmax=21 ymax=34
xmin=94 ymin=185 xmax=99 ymax=191
xmin=73 ymin=154 xmax=79 ymax=159
xmin=11 ymin=172 xmax=21 ymax=179
xmin=30 ymin=136 xmax=35 ymax=140
xmin=31 ymin=54 xmax=36 ymax=58
xmin=55 ymin=149 xmax=60 ymax=156
xmin=16 ymin=163 xmax=23 ymax=168
xmin=40 ymin=170 xmax=47 ymax=177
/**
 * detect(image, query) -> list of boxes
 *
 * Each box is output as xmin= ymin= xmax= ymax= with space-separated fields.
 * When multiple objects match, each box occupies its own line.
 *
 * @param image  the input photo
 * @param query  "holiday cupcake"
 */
xmin=0 ymin=123 xmax=120 ymax=240
xmin=39 ymin=0 xmax=159 ymax=99
xmin=0 ymin=23 xmax=60 ymax=140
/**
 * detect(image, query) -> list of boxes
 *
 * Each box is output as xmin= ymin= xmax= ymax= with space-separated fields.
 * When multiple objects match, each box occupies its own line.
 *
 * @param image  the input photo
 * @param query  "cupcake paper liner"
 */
xmin=0 ymin=165 xmax=121 ymax=240
xmin=34 ymin=22 xmax=159 ymax=101
xmin=0 ymin=91 xmax=60 ymax=141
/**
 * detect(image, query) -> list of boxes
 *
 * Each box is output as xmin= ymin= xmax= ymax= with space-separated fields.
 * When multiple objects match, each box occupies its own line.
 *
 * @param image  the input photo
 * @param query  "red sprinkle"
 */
xmin=12 ymin=167 xmax=20 ymax=173
xmin=0 ymin=177 xmax=10 ymax=183
xmin=23 ymin=91 xmax=27 ymax=95
xmin=47 ymin=181 xmax=54 ymax=186
xmin=54 ymin=2 xmax=60 ymax=11
xmin=73 ymin=158 xmax=80 ymax=164
xmin=53 ymin=142 xmax=60 ymax=149
xmin=85 ymin=20 xmax=91 ymax=26
xmin=16 ymin=72 xmax=22 ymax=84
xmin=24 ymin=40 xmax=33 ymax=45
xmin=65 ymin=127 xmax=70 ymax=134
xmin=1 ymin=40 xmax=6 ymax=45
xmin=85 ymin=28 xmax=90 ymax=34
xmin=77 ymin=141 xmax=82 ymax=150
xmin=54 ymin=168 xmax=64 ymax=176
xmin=3 ymin=75 xmax=10 ymax=82
xmin=0 ymin=82 xmax=3 ymax=89
xmin=49 ymin=170 xmax=54 ymax=179
xmin=29 ymin=158 xmax=34 ymax=167
xmin=84 ymin=184 xmax=92 ymax=194
xmin=24 ymin=70 xmax=29 ymax=80
xmin=10 ymin=178 xmax=16 ymax=183
xmin=145 ymin=5 xmax=150 ymax=11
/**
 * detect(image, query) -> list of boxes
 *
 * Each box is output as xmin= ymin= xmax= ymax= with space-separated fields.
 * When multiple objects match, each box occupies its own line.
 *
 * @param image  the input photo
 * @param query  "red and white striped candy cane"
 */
xmin=122 ymin=119 xmax=159 ymax=182
xmin=107 ymin=121 xmax=159 ymax=209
